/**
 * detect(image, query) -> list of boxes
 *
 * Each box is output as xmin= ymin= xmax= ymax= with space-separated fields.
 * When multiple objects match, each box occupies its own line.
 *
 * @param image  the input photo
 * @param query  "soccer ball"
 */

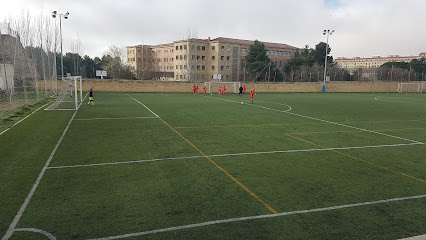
xmin=210 ymin=93 xmax=212 ymax=95
xmin=241 ymin=102 xmax=243 ymax=104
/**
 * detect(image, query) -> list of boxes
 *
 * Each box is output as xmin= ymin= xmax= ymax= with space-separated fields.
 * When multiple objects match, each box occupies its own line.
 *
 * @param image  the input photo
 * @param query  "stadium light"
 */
xmin=52 ymin=11 xmax=69 ymax=79
xmin=322 ymin=29 xmax=334 ymax=93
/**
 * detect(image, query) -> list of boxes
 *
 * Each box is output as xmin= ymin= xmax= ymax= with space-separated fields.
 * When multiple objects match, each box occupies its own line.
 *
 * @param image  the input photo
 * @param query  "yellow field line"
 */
xmin=159 ymin=118 xmax=278 ymax=214
xmin=285 ymin=134 xmax=426 ymax=183
xmin=287 ymin=127 xmax=426 ymax=135
xmin=174 ymin=119 xmax=426 ymax=129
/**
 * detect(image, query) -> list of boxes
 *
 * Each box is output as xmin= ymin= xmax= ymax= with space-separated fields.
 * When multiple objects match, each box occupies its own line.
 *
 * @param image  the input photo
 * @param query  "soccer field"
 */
xmin=1 ymin=92 xmax=425 ymax=240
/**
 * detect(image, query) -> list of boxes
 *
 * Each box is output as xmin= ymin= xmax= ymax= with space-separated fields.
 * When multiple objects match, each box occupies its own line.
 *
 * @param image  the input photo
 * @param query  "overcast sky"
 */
xmin=1 ymin=0 xmax=425 ymax=59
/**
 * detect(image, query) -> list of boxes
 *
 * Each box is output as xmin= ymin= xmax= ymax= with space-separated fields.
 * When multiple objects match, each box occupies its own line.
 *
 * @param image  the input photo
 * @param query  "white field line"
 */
xmin=208 ymin=96 xmax=423 ymax=144
xmin=90 ymin=194 xmax=426 ymax=240
xmin=374 ymin=97 xmax=426 ymax=105
xmin=46 ymin=142 xmax=423 ymax=170
xmin=207 ymin=96 xmax=292 ymax=112
xmin=0 ymin=102 xmax=51 ymax=137
xmin=14 ymin=228 xmax=56 ymax=240
xmin=74 ymin=117 xmax=158 ymax=121
xmin=1 ymin=109 xmax=79 ymax=240
xmin=126 ymin=94 xmax=160 ymax=118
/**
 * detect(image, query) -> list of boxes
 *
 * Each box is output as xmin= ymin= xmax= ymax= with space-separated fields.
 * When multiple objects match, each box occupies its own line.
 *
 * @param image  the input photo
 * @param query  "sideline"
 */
xmin=0 ymin=102 xmax=51 ymax=137
xmin=2 ymin=95 xmax=87 ymax=240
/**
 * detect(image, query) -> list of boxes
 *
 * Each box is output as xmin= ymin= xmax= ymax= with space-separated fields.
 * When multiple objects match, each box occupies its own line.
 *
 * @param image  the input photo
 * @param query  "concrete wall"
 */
xmin=44 ymin=79 xmax=424 ymax=93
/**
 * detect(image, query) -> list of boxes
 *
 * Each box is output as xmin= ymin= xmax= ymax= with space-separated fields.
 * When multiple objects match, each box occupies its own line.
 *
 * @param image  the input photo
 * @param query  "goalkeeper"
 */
xmin=88 ymin=89 xmax=94 ymax=106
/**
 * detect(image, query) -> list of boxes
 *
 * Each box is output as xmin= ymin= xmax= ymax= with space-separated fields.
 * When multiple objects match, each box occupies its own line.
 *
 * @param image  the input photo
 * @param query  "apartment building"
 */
xmin=127 ymin=37 xmax=297 ymax=81
xmin=335 ymin=52 xmax=426 ymax=73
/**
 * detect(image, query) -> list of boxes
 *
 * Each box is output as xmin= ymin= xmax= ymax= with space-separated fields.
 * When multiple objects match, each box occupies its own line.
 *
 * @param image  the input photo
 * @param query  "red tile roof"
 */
xmin=211 ymin=37 xmax=297 ymax=49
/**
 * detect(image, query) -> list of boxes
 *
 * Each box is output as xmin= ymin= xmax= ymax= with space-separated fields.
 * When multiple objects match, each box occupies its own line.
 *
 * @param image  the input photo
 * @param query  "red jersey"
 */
xmin=252 ymin=87 xmax=255 ymax=94
xmin=223 ymin=87 xmax=226 ymax=94
xmin=250 ymin=92 xmax=254 ymax=99
xmin=218 ymin=88 xmax=222 ymax=95
xmin=203 ymin=87 xmax=207 ymax=94
xmin=243 ymin=86 xmax=246 ymax=93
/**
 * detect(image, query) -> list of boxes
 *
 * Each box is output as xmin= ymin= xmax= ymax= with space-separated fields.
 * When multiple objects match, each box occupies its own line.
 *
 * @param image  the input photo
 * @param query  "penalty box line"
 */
xmin=46 ymin=142 xmax=423 ymax=170
xmin=89 ymin=194 xmax=426 ymax=240
xmin=1 ymin=95 xmax=87 ymax=240
xmin=206 ymin=96 xmax=424 ymax=145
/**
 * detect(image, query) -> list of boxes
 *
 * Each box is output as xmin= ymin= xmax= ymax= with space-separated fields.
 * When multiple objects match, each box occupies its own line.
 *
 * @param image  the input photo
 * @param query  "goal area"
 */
xmin=204 ymin=82 xmax=241 ymax=93
xmin=45 ymin=76 xmax=83 ymax=111
xmin=397 ymin=82 xmax=424 ymax=93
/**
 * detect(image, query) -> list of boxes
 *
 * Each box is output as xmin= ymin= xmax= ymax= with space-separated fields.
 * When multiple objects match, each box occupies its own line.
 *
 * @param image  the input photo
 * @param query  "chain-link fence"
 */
xmin=0 ymin=21 xmax=57 ymax=119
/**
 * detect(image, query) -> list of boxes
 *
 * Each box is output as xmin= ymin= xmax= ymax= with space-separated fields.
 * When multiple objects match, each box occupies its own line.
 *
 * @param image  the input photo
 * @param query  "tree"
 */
xmin=101 ymin=45 xmax=135 ymax=79
xmin=245 ymin=40 xmax=283 ymax=81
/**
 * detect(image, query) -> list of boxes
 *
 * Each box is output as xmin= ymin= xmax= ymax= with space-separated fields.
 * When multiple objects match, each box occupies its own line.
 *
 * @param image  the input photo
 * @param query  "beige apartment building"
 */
xmin=127 ymin=37 xmax=297 ymax=81
xmin=335 ymin=52 xmax=426 ymax=73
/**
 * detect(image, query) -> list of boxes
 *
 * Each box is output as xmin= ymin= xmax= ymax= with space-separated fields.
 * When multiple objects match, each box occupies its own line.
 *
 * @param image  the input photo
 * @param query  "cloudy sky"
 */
xmin=1 ymin=0 xmax=424 ymax=59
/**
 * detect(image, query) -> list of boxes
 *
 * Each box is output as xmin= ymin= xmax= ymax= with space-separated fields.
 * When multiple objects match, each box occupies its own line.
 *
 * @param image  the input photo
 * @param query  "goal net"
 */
xmin=45 ymin=76 xmax=83 ymax=110
xmin=204 ymin=82 xmax=241 ymax=94
xmin=397 ymin=82 xmax=423 ymax=93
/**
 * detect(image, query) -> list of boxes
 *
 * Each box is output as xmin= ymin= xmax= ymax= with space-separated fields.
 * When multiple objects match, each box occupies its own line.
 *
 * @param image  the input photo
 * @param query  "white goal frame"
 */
xmin=397 ymin=82 xmax=423 ymax=93
xmin=45 ymin=76 xmax=83 ymax=111
xmin=204 ymin=81 xmax=241 ymax=94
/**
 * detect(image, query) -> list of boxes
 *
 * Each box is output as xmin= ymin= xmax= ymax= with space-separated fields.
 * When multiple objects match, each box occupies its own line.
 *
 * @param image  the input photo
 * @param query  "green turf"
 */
xmin=1 ymin=92 xmax=425 ymax=240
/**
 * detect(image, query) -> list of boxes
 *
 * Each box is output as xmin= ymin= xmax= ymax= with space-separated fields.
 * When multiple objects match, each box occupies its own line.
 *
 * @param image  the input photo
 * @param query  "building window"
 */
xmin=221 ymin=66 xmax=224 ymax=70
xmin=184 ymin=45 xmax=187 ymax=50
xmin=197 ymin=65 xmax=200 ymax=70
xmin=164 ymin=58 xmax=167 ymax=62
xmin=184 ymin=55 xmax=187 ymax=60
xmin=202 ymin=66 xmax=205 ymax=70
xmin=202 ymin=75 xmax=205 ymax=80
xmin=212 ymin=46 xmax=215 ymax=51
xmin=158 ymin=58 xmax=161 ymax=62
xmin=242 ymin=48 xmax=247 ymax=53
xmin=171 ymin=49 xmax=174 ymax=53
xmin=226 ymin=46 xmax=230 ymax=51
xmin=184 ymin=65 xmax=187 ymax=69
xmin=197 ymin=55 xmax=200 ymax=60
xmin=221 ymin=56 xmax=224 ymax=60
xmin=180 ymin=45 xmax=183 ymax=50
xmin=226 ymin=56 xmax=230 ymax=61
xmin=202 ymin=46 xmax=206 ymax=50
xmin=221 ymin=46 xmax=225 ymax=51
xmin=202 ymin=56 xmax=205 ymax=60
xmin=180 ymin=55 xmax=183 ymax=60
xmin=226 ymin=66 xmax=230 ymax=70
xmin=197 ymin=46 xmax=201 ymax=50
xmin=171 ymin=58 xmax=174 ymax=61
xmin=212 ymin=56 xmax=215 ymax=60
xmin=176 ymin=46 xmax=179 ymax=50
xmin=180 ymin=65 xmax=183 ymax=69
xmin=212 ymin=66 xmax=215 ymax=70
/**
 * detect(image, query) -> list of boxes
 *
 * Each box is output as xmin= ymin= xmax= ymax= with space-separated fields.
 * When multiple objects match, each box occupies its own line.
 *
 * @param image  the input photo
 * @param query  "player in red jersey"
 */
xmin=193 ymin=84 xmax=196 ymax=95
xmin=250 ymin=91 xmax=254 ymax=104
xmin=218 ymin=87 xmax=222 ymax=95
xmin=196 ymin=85 xmax=199 ymax=95
xmin=243 ymin=85 xmax=246 ymax=94
xmin=252 ymin=86 xmax=255 ymax=95
xmin=203 ymin=86 xmax=207 ymax=94
xmin=222 ymin=86 xmax=227 ymax=95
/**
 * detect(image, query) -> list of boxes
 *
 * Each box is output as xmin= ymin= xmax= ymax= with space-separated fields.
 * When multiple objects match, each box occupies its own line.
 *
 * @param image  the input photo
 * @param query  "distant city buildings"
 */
xmin=126 ymin=37 xmax=297 ymax=81
xmin=335 ymin=53 xmax=426 ymax=73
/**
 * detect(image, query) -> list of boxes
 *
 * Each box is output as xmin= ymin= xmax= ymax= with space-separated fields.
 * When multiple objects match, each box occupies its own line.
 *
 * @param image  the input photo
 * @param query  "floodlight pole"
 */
xmin=323 ymin=29 xmax=334 ymax=93
xmin=52 ymin=11 xmax=69 ymax=79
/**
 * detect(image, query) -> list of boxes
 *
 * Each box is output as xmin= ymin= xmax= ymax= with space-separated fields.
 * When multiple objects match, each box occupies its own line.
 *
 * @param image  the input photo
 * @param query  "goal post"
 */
xmin=45 ymin=76 xmax=83 ymax=110
xmin=204 ymin=81 xmax=241 ymax=93
xmin=397 ymin=82 xmax=423 ymax=93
